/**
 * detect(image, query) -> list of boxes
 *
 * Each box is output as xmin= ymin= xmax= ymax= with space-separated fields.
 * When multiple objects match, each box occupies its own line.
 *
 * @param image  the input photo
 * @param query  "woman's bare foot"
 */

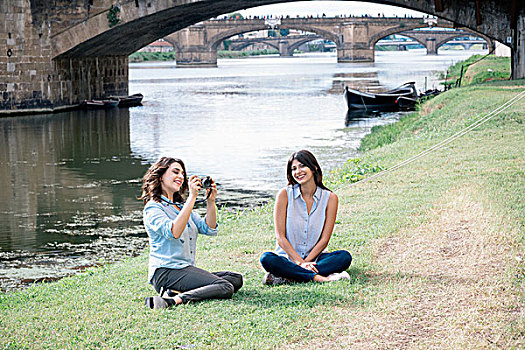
xmin=313 ymin=274 xmax=330 ymax=282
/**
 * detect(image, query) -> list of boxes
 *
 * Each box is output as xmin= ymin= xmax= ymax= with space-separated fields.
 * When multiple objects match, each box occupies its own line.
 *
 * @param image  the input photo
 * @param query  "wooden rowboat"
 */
xmin=109 ymin=93 xmax=143 ymax=107
xmin=344 ymin=82 xmax=418 ymax=111
xmin=80 ymin=99 xmax=119 ymax=110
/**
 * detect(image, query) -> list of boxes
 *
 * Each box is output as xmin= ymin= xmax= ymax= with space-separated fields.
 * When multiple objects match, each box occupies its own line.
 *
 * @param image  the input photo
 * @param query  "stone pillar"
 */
xmin=338 ymin=24 xmax=374 ymax=63
xmin=175 ymin=50 xmax=217 ymax=68
xmin=338 ymin=42 xmax=374 ymax=62
xmin=426 ymin=38 xmax=437 ymax=55
xmin=278 ymin=40 xmax=293 ymax=57
xmin=168 ymin=27 xmax=217 ymax=68
xmin=512 ymin=14 xmax=525 ymax=79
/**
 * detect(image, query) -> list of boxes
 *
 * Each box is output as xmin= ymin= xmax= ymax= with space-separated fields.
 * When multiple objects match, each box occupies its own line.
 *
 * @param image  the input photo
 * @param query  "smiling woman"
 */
xmin=140 ymin=157 xmax=243 ymax=309
xmin=260 ymin=150 xmax=353 ymax=285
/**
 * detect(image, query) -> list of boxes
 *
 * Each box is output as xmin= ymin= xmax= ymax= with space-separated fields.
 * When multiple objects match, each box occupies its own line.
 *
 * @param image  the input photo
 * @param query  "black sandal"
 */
xmin=144 ymin=296 xmax=173 ymax=310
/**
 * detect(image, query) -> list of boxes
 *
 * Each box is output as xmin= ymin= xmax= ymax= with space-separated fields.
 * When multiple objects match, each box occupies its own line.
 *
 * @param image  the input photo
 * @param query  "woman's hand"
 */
xmin=299 ymin=261 xmax=318 ymax=273
xmin=187 ymin=175 xmax=201 ymax=199
xmin=204 ymin=178 xmax=217 ymax=229
xmin=206 ymin=178 xmax=217 ymax=202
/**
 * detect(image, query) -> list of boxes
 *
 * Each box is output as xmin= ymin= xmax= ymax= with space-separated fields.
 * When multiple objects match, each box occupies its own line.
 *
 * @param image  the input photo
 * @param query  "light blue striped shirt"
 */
xmin=143 ymin=195 xmax=218 ymax=283
xmin=275 ymin=184 xmax=331 ymax=261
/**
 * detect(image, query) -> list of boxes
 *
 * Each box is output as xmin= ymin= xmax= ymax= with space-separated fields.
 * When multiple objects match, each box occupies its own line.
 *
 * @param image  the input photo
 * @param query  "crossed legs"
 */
xmin=260 ymin=250 xmax=352 ymax=282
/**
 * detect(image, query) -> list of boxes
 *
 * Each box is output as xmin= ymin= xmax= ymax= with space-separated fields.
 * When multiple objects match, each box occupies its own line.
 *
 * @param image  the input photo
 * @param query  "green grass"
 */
xmin=1 ymin=79 xmax=523 ymax=348
xmin=128 ymin=50 xmax=279 ymax=63
xmin=358 ymin=80 xmax=523 ymax=152
xmin=129 ymin=51 xmax=176 ymax=63
xmin=443 ymin=54 xmax=511 ymax=87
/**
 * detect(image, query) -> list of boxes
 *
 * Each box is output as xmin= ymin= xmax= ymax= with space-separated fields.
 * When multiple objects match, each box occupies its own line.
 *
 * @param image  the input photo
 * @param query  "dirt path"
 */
xmin=297 ymin=186 xmax=522 ymax=349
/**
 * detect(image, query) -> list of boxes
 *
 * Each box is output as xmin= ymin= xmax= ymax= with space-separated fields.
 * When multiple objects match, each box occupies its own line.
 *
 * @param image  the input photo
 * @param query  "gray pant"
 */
xmin=151 ymin=266 xmax=243 ymax=304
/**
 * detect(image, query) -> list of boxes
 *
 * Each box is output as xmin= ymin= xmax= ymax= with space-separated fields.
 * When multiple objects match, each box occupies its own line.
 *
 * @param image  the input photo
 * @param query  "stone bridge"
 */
xmin=165 ymin=17 xmax=463 ymax=67
xmin=1 ymin=0 xmax=524 ymax=112
xmin=228 ymin=35 xmax=324 ymax=57
xmin=376 ymin=37 xmax=489 ymax=52
xmin=391 ymin=29 xmax=493 ymax=54
xmin=190 ymin=27 xmax=493 ymax=60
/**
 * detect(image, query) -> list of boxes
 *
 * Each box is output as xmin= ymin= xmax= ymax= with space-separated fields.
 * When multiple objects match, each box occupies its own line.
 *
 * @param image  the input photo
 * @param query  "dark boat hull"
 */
xmin=110 ymin=93 xmax=143 ymax=107
xmin=80 ymin=100 xmax=119 ymax=110
xmin=344 ymin=82 xmax=418 ymax=111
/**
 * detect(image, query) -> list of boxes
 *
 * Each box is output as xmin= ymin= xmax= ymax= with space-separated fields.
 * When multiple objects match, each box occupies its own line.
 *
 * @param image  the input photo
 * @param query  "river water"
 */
xmin=0 ymin=49 xmax=486 ymax=291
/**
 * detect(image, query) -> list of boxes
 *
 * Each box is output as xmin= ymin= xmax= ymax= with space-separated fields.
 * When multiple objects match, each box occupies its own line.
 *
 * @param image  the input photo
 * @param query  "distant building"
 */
xmin=139 ymin=39 xmax=174 ymax=53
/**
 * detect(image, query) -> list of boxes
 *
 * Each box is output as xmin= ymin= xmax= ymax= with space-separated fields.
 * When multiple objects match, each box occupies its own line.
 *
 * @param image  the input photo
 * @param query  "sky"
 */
xmin=238 ymin=1 xmax=425 ymax=18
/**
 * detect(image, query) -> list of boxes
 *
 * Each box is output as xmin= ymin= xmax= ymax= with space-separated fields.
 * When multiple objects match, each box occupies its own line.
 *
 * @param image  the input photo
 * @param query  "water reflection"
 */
xmin=0 ymin=109 xmax=149 ymax=291
xmin=328 ymin=71 xmax=382 ymax=95
xmin=345 ymin=109 xmax=384 ymax=126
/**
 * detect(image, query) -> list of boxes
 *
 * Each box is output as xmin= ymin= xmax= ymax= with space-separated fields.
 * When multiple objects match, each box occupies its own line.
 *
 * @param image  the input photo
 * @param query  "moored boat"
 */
xmin=80 ymin=99 xmax=119 ymax=110
xmin=344 ymin=82 xmax=418 ymax=111
xmin=109 ymin=93 xmax=143 ymax=107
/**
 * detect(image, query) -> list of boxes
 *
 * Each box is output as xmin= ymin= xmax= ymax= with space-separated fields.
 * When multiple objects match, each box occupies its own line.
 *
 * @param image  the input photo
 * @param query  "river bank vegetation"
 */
xmin=1 ymin=67 xmax=523 ymax=348
xmin=129 ymin=49 xmax=280 ymax=62
xmin=442 ymin=54 xmax=511 ymax=87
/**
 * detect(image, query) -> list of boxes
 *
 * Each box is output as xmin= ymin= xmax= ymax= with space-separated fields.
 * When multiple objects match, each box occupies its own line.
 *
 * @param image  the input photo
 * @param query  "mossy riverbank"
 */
xmin=1 ymin=78 xmax=523 ymax=348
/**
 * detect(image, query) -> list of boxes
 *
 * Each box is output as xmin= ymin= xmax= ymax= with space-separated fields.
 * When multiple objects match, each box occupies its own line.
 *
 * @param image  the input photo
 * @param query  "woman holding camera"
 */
xmin=141 ymin=157 xmax=242 ymax=309
xmin=260 ymin=150 xmax=352 ymax=285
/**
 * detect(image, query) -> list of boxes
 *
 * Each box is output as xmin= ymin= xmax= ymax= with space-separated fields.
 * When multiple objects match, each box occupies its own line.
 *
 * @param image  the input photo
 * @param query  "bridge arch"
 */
xmin=369 ymin=22 xmax=446 ymax=48
xmin=230 ymin=39 xmax=281 ymax=52
xmin=206 ymin=25 xmax=340 ymax=51
xmin=208 ymin=25 xmax=274 ymax=51
xmin=230 ymin=41 xmax=278 ymax=52
xmin=377 ymin=34 xmax=427 ymax=49
xmin=392 ymin=34 xmax=433 ymax=49
xmin=371 ymin=25 xmax=494 ymax=55
xmin=286 ymin=37 xmax=334 ymax=55
xmin=434 ymin=32 xmax=493 ymax=52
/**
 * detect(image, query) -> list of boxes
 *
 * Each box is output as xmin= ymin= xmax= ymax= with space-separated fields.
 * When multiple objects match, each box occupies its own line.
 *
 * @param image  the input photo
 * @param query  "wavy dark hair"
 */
xmin=286 ymin=150 xmax=330 ymax=191
xmin=140 ymin=157 xmax=188 ymax=205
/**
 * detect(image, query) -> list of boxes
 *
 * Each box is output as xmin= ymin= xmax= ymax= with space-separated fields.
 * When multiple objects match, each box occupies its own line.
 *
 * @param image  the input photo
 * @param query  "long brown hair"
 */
xmin=140 ymin=157 xmax=188 ymax=205
xmin=286 ymin=150 xmax=330 ymax=191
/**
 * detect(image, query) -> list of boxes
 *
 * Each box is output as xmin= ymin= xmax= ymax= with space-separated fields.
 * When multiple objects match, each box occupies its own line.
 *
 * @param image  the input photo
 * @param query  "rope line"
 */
xmin=345 ymin=89 xmax=525 ymax=187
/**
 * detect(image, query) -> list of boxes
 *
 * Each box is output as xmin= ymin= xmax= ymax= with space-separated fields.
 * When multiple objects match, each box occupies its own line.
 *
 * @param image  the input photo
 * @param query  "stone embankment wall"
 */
xmin=0 ymin=0 xmax=127 ymax=113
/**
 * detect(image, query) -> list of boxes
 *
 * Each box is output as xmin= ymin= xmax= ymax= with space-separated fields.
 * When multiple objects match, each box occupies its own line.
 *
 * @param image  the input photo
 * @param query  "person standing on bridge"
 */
xmin=141 ymin=157 xmax=243 ymax=309
xmin=260 ymin=150 xmax=352 ymax=285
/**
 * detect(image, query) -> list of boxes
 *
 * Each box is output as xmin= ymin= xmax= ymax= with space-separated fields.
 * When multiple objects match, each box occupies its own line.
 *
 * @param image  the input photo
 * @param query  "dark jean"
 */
xmin=260 ymin=250 xmax=352 ymax=282
xmin=151 ymin=266 xmax=243 ymax=304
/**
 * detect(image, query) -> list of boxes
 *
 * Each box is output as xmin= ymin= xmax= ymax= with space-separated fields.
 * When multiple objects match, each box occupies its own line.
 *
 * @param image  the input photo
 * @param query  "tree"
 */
xmin=227 ymin=13 xmax=244 ymax=20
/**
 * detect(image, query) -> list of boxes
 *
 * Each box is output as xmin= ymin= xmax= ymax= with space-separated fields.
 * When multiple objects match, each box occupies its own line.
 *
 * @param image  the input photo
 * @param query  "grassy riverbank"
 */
xmin=442 ymin=54 xmax=511 ymax=87
xmin=1 ymin=79 xmax=524 ymax=348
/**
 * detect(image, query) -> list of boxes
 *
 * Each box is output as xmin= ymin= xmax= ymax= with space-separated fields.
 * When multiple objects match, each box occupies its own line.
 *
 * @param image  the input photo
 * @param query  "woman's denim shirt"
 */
xmin=275 ymin=184 xmax=331 ymax=261
xmin=143 ymin=195 xmax=218 ymax=283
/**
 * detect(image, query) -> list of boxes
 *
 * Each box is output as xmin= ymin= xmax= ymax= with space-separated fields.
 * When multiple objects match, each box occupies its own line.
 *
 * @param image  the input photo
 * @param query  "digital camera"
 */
xmin=200 ymin=176 xmax=213 ymax=189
